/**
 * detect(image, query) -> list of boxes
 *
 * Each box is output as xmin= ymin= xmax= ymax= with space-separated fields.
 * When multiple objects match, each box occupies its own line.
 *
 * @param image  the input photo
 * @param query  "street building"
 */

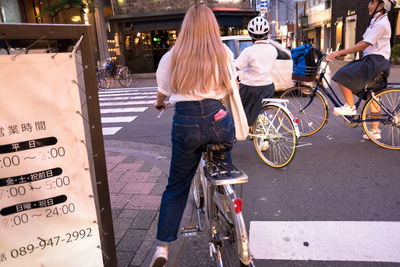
xmin=108 ymin=0 xmax=257 ymax=73
xmin=295 ymin=0 xmax=400 ymax=57
xmin=265 ymin=0 xmax=296 ymax=48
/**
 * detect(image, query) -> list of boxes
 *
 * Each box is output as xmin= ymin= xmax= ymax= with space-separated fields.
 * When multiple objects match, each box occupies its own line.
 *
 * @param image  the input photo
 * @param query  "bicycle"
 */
xmin=157 ymin=106 xmax=253 ymax=266
xmin=280 ymin=55 xmax=400 ymax=150
xmin=184 ymin=143 xmax=253 ymax=267
xmin=249 ymin=98 xmax=300 ymax=168
xmin=96 ymin=58 xmax=132 ymax=89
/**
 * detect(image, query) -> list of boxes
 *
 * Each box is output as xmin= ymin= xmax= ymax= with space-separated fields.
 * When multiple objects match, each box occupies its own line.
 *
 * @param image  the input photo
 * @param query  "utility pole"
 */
xmin=94 ymin=0 xmax=109 ymax=62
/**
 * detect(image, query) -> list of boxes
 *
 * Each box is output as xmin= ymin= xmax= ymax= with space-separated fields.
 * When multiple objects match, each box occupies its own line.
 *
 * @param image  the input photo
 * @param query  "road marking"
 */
xmin=100 ymin=107 xmax=148 ymax=114
xmin=98 ymin=87 xmax=157 ymax=93
xmin=99 ymin=96 xmax=156 ymax=101
xmin=250 ymin=221 xmax=400 ymax=262
xmin=102 ymin=127 xmax=122 ymax=135
xmin=101 ymin=116 xmax=137 ymax=123
xmin=99 ymin=100 xmax=154 ymax=106
xmin=98 ymin=92 xmax=155 ymax=97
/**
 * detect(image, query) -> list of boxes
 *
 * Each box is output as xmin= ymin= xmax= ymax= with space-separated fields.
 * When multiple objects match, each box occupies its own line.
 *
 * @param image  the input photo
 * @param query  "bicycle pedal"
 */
xmin=181 ymin=225 xmax=200 ymax=237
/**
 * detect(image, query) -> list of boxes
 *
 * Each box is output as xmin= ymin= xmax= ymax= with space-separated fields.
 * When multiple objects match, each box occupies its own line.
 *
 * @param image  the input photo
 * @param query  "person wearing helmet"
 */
xmin=235 ymin=16 xmax=278 ymax=127
xmin=327 ymin=0 xmax=395 ymax=140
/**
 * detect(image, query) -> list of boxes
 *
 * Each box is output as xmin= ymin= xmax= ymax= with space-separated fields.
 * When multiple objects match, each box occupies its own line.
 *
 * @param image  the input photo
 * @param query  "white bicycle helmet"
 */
xmin=382 ymin=0 xmax=396 ymax=11
xmin=247 ymin=16 xmax=270 ymax=40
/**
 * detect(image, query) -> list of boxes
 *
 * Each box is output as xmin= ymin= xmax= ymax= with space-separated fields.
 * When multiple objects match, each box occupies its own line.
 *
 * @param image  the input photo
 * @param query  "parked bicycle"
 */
xmin=249 ymin=98 xmax=300 ymax=168
xmin=280 ymin=55 xmax=400 ymax=150
xmin=96 ymin=58 xmax=132 ymax=89
xmin=186 ymin=143 xmax=253 ymax=267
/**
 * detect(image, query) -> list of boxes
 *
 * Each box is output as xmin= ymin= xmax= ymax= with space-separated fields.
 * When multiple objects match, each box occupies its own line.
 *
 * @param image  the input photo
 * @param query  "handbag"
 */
xmin=223 ymin=68 xmax=249 ymax=141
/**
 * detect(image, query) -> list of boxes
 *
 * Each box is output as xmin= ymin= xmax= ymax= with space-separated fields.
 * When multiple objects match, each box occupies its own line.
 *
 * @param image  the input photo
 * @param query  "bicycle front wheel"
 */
xmin=118 ymin=67 xmax=133 ymax=87
xmin=280 ymin=85 xmax=328 ymax=136
xmin=252 ymin=105 xmax=297 ymax=168
xmin=97 ymin=70 xmax=110 ymax=89
xmin=361 ymin=89 xmax=400 ymax=150
xmin=211 ymin=185 xmax=251 ymax=267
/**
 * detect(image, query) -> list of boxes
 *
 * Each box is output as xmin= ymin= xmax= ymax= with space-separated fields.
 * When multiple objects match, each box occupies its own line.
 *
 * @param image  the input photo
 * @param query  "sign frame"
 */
xmin=0 ymin=23 xmax=116 ymax=267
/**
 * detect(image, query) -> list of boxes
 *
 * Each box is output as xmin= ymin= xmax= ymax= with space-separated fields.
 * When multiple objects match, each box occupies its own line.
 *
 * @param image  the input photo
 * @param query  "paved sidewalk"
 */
xmin=104 ymin=140 xmax=169 ymax=267
xmin=104 ymin=140 xmax=194 ymax=267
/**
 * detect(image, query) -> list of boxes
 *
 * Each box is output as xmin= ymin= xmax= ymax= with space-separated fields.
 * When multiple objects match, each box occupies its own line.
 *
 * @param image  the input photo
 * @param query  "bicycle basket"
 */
xmin=291 ymin=43 xmax=322 ymax=82
xmin=292 ymin=65 xmax=319 ymax=82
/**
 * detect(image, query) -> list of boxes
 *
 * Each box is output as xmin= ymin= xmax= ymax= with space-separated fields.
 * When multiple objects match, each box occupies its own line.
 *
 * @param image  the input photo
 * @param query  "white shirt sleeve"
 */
xmin=272 ymin=45 xmax=278 ymax=59
xmin=156 ymin=51 xmax=172 ymax=97
xmin=235 ymin=48 xmax=249 ymax=71
xmin=363 ymin=23 xmax=385 ymax=46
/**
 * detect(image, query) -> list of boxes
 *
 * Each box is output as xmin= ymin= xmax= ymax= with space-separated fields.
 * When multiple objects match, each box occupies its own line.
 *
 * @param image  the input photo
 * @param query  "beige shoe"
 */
xmin=261 ymin=141 xmax=269 ymax=151
xmin=150 ymin=246 xmax=168 ymax=267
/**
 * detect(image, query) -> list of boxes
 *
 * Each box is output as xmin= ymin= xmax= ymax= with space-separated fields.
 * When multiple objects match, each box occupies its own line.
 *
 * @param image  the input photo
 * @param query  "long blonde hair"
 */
xmin=170 ymin=5 xmax=232 ymax=95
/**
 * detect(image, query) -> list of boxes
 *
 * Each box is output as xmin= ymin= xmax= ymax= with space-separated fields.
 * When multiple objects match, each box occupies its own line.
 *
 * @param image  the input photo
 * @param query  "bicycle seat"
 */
xmin=365 ymin=72 xmax=387 ymax=91
xmin=358 ymin=72 xmax=387 ymax=100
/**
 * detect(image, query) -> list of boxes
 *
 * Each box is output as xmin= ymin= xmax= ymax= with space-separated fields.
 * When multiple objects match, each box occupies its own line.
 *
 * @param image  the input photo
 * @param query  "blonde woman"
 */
xmin=150 ymin=4 xmax=236 ymax=267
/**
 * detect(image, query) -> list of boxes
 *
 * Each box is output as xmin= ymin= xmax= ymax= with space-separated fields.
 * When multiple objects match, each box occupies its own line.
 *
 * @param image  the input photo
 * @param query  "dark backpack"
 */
xmin=291 ymin=44 xmax=322 ymax=82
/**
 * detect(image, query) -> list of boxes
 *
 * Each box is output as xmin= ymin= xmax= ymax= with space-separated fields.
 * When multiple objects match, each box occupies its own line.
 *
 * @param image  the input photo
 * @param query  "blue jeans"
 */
xmin=156 ymin=99 xmax=235 ymax=243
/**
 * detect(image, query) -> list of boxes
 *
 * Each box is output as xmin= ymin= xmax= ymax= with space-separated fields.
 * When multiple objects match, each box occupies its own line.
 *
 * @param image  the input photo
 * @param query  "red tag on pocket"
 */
xmin=214 ymin=109 xmax=227 ymax=121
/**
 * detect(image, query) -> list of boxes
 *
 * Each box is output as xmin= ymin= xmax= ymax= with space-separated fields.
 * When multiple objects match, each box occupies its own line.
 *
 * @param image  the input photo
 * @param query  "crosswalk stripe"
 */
xmin=101 ymin=116 xmax=137 ymax=123
xmin=102 ymin=127 xmax=122 ymax=135
xmin=99 ymin=88 xmax=155 ymax=136
xmin=98 ymin=87 xmax=157 ymax=93
xmin=100 ymin=107 xmax=148 ymax=114
xmin=100 ymin=100 xmax=154 ymax=106
xmin=250 ymin=221 xmax=400 ymax=262
xmin=99 ymin=96 xmax=156 ymax=101
xmin=99 ymin=92 xmax=155 ymax=97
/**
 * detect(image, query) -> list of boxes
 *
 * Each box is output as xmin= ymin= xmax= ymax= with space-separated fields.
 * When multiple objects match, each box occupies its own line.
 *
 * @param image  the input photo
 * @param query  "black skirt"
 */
xmin=332 ymin=54 xmax=390 ymax=94
xmin=239 ymin=83 xmax=275 ymax=126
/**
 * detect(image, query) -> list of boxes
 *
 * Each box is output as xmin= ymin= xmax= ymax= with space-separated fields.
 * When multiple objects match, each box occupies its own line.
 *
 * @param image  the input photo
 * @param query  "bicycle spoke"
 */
xmin=280 ymin=86 xmax=328 ymax=136
xmin=361 ymin=89 xmax=400 ymax=150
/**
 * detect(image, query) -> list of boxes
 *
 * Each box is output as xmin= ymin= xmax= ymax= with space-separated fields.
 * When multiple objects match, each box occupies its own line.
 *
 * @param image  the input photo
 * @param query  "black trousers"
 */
xmin=239 ymin=83 xmax=275 ymax=126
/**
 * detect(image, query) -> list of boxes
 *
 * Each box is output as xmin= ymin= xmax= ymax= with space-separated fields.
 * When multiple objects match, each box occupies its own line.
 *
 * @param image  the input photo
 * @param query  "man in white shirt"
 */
xmin=327 ymin=0 xmax=395 ymax=140
xmin=235 ymin=16 xmax=278 ymax=127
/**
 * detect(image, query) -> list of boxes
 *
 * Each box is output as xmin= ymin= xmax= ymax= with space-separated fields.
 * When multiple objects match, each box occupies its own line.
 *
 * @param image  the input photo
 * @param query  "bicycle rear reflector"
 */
xmin=234 ymin=198 xmax=242 ymax=213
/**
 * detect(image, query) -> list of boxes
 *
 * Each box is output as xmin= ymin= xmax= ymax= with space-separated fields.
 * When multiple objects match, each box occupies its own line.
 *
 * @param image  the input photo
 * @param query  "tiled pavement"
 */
xmin=104 ymin=140 xmax=191 ymax=267
xmin=104 ymin=140 xmax=169 ymax=267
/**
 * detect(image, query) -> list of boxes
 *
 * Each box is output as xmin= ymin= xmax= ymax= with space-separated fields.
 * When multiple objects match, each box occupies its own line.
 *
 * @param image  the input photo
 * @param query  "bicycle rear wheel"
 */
xmin=192 ymin=165 xmax=205 ymax=209
xmin=211 ymin=185 xmax=251 ymax=267
xmin=280 ymin=85 xmax=328 ymax=136
xmin=97 ymin=70 xmax=110 ymax=89
xmin=361 ymin=89 xmax=400 ymax=150
xmin=118 ymin=67 xmax=133 ymax=87
xmin=252 ymin=105 xmax=297 ymax=168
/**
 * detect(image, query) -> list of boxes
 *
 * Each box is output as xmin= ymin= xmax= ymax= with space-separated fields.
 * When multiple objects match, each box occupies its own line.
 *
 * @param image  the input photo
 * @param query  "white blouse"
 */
xmin=363 ymin=14 xmax=391 ymax=60
xmin=156 ymin=45 xmax=236 ymax=104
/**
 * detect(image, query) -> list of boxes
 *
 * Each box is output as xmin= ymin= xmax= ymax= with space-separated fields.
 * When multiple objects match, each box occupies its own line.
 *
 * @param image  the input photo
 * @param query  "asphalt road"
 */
xmin=101 ymin=66 xmax=400 ymax=266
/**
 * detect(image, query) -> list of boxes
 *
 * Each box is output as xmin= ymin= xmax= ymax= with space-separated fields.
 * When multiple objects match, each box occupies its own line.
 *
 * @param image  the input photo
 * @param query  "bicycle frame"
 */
xmin=259 ymin=98 xmax=301 ymax=139
xmin=197 ymin=156 xmax=251 ymax=266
